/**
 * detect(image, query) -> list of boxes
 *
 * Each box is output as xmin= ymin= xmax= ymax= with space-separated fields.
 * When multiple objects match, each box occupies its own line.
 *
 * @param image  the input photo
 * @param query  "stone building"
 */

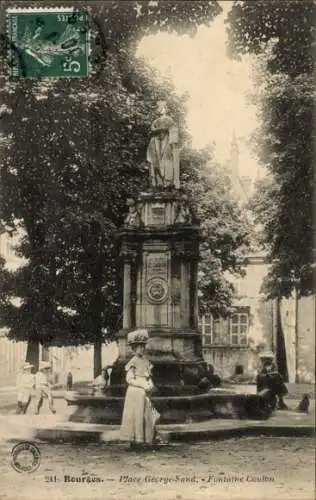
xmin=199 ymin=256 xmax=315 ymax=383
xmin=0 ymin=231 xmax=28 ymax=386
xmin=278 ymin=293 xmax=315 ymax=384
xmin=199 ymin=136 xmax=315 ymax=383
xmin=199 ymin=251 xmax=275 ymax=380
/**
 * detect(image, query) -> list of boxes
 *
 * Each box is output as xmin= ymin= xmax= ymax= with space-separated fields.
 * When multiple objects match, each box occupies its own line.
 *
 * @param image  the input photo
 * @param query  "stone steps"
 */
xmin=0 ymin=407 xmax=313 ymax=444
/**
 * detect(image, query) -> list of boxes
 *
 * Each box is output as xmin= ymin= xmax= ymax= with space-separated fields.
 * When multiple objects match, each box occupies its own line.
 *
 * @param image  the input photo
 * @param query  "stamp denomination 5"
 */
xmin=6 ymin=7 xmax=90 ymax=78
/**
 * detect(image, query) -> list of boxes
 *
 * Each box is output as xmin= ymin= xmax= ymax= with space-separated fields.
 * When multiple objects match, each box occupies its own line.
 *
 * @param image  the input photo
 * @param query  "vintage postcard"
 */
xmin=0 ymin=1 xmax=314 ymax=500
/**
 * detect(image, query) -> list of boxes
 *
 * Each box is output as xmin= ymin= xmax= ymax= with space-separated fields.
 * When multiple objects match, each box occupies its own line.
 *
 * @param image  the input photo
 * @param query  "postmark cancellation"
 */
xmin=11 ymin=441 xmax=41 ymax=473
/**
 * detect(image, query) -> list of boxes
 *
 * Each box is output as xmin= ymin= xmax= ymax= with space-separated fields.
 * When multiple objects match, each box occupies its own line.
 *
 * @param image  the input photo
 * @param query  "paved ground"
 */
xmin=0 ymin=437 xmax=314 ymax=500
xmin=0 ymin=384 xmax=314 ymax=499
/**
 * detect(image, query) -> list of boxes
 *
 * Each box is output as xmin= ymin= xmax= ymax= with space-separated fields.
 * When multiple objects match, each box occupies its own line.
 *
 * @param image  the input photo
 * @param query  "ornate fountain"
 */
xmin=65 ymin=102 xmax=272 ymax=424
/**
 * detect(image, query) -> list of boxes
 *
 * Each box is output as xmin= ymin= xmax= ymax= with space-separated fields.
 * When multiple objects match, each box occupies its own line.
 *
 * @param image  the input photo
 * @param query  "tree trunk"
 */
xmin=25 ymin=341 xmax=39 ymax=371
xmin=41 ymin=345 xmax=50 ymax=361
xmin=276 ymin=297 xmax=289 ymax=383
xmin=88 ymin=224 xmax=104 ymax=379
xmin=94 ymin=341 xmax=102 ymax=378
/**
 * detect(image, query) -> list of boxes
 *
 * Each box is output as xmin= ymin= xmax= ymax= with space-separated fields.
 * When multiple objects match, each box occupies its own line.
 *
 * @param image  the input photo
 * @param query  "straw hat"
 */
xmin=22 ymin=362 xmax=33 ymax=370
xmin=39 ymin=361 xmax=51 ymax=371
xmin=127 ymin=329 xmax=149 ymax=345
xmin=259 ymin=351 xmax=275 ymax=360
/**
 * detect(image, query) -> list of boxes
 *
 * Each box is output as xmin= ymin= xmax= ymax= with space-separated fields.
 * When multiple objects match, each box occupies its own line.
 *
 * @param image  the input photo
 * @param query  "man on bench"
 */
xmin=256 ymin=351 xmax=288 ymax=410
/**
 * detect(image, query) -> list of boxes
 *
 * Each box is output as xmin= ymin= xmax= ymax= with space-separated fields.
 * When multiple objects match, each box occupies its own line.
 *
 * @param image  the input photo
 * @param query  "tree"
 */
xmin=182 ymin=147 xmax=251 ymax=316
xmin=226 ymin=0 xmax=315 ymax=298
xmin=0 ymin=60 xmax=186 ymax=349
xmin=0 ymin=1 xmax=249 ymax=365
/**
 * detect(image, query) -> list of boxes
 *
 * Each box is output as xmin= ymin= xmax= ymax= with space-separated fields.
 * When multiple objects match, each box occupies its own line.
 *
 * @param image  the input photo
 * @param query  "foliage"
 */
xmin=0 ymin=57 xmax=186 ymax=344
xmin=0 ymin=0 xmax=249 ymax=344
xmin=226 ymin=0 xmax=314 ymax=75
xmin=182 ymin=148 xmax=251 ymax=316
xmin=227 ymin=0 xmax=315 ymax=298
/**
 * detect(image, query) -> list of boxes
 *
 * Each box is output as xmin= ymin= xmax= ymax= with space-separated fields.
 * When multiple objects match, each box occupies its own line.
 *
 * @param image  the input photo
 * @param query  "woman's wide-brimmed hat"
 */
xmin=127 ymin=329 xmax=149 ymax=345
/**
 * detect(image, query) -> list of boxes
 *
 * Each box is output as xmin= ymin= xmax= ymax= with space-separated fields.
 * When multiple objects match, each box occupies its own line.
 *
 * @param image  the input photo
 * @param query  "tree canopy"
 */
xmin=227 ymin=0 xmax=315 ymax=298
xmin=182 ymin=148 xmax=251 ymax=316
xmin=0 ymin=0 xmax=250 ymax=348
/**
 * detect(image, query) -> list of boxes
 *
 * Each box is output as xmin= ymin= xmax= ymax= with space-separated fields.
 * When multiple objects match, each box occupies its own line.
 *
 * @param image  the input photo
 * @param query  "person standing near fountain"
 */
xmin=34 ymin=361 xmax=56 ymax=415
xmin=120 ymin=329 xmax=160 ymax=450
xmin=16 ymin=362 xmax=35 ymax=414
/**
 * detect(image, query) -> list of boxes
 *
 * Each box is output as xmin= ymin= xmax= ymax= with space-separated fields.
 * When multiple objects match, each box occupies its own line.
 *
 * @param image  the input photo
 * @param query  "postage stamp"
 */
xmin=6 ymin=7 xmax=90 ymax=78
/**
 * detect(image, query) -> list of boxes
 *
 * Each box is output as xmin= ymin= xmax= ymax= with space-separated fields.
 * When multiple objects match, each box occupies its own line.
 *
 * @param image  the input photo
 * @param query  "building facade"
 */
xmin=199 ymin=252 xmax=275 ymax=380
xmin=200 ymin=252 xmax=315 ymax=383
xmin=199 ymin=135 xmax=315 ymax=383
xmin=278 ymin=294 xmax=315 ymax=384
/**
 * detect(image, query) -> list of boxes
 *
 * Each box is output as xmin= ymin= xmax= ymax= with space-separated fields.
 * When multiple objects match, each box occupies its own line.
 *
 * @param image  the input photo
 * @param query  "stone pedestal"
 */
xmin=111 ymin=189 xmax=206 ymax=394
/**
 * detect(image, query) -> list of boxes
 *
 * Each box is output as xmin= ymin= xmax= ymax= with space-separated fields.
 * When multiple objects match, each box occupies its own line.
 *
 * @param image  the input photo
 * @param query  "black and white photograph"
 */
xmin=0 ymin=1 xmax=315 ymax=499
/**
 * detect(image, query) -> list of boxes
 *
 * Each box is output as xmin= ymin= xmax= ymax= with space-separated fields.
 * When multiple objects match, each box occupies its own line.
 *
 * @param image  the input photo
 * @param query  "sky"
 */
xmin=137 ymin=1 xmax=263 ymax=181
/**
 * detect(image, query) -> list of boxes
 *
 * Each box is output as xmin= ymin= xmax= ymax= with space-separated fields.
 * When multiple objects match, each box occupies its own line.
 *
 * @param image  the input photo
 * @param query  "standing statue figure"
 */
xmin=146 ymin=101 xmax=180 ymax=189
xmin=124 ymin=199 xmax=142 ymax=228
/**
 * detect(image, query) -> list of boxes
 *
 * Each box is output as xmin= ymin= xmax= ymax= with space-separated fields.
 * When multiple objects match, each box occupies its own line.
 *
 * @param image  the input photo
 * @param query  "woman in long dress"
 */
xmin=120 ymin=329 xmax=160 ymax=449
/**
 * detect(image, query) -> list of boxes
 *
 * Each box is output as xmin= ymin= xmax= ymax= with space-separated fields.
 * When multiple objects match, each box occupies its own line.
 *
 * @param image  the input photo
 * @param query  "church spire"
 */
xmin=230 ymin=131 xmax=239 ymax=174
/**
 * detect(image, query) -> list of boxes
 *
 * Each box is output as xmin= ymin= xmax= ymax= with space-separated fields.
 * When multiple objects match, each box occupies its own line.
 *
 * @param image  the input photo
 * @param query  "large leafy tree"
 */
xmin=226 ymin=0 xmax=315 ymax=298
xmin=0 ymin=58 xmax=189 ymax=369
xmin=0 ymin=1 xmax=249 ymax=368
xmin=181 ymin=147 xmax=251 ymax=316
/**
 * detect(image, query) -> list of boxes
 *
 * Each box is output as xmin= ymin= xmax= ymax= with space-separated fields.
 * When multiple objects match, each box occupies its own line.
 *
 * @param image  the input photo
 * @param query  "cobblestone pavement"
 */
xmin=0 ymin=437 xmax=314 ymax=500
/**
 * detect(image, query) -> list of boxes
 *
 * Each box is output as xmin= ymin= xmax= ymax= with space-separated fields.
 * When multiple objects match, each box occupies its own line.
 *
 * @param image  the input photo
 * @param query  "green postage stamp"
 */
xmin=7 ymin=7 xmax=90 ymax=78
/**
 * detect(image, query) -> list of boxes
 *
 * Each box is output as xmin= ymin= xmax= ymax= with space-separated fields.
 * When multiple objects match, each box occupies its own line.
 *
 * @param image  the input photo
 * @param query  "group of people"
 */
xmin=15 ymin=334 xmax=298 ymax=449
xmin=119 ymin=333 xmax=300 ymax=450
xmin=16 ymin=360 xmax=56 ymax=415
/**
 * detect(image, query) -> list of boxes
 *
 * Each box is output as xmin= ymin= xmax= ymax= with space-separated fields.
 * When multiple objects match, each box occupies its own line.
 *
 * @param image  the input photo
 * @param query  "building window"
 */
xmin=235 ymin=364 xmax=244 ymax=375
xmin=199 ymin=314 xmax=213 ymax=345
xmin=230 ymin=312 xmax=248 ymax=345
xmin=200 ymin=308 xmax=249 ymax=346
xmin=213 ymin=317 xmax=230 ymax=345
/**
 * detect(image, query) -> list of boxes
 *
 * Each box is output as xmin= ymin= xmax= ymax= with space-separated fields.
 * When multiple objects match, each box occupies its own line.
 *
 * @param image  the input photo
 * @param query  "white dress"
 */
xmin=17 ymin=372 xmax=34 ymax=403
xmin=120 ymin=355 xmax=159 ymax=444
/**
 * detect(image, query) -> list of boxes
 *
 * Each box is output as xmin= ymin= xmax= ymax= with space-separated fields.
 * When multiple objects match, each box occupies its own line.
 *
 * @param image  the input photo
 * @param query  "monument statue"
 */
xmin=146 ymin=101 xmax=180 ymax=189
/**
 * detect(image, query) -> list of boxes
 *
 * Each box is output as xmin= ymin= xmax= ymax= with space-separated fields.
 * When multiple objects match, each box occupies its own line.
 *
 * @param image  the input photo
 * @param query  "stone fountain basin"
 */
xmin=64 ymin=388 xmax=273 ymax=425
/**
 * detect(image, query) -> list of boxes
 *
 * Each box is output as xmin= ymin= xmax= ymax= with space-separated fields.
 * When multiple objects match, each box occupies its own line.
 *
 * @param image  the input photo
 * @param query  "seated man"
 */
xmin=256 ymin=352 xmax=288 ymax=410
xmin=206 ymin=364 xmax=222 ymax=388
xmin=197 ymin=364 xmax=222 ymax=392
